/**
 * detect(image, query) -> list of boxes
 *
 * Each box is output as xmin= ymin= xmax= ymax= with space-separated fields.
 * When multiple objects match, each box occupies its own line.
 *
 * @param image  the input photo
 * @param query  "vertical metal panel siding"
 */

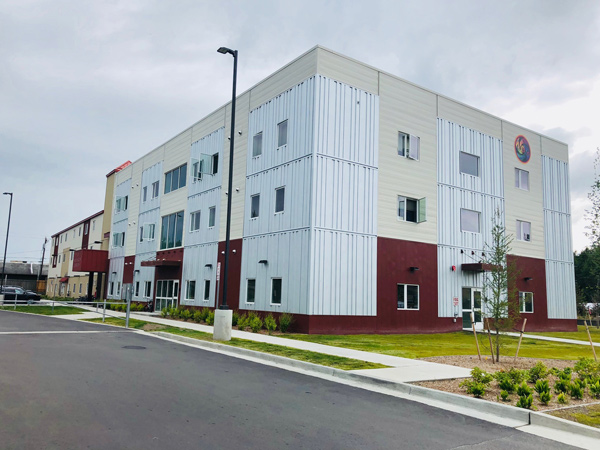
xmin=139 ymin=162 xmax=163 ymax=215
xmin=310 ymin=230 xmax=376 ymax=316
xmin=545 ymin=261 xmax=577 ymax=319
xmin=132 ymin=251 xmax=156 ymax=302
xmin=189 ymin=127 xmax=225 ymax=195
xmin=185 ymin=189 xmax=221 ymax=246
xmin=313 ymin=156 xmax=377 ymax=234
xmin=544 ymin=210 xmax=573 ymax=263
xmin=313 ymin=76 xmax=379 ymax=167
xmin=109 ymin=218 xmax=128 ymax=260
xmin=107 ymin=257 xmax=124 ymax=299
xmin=239 ymin=230 xmax=310 ymax=314
xmin=542 ymin=156 xmax=570 ymax=214
xmin=437 ymin=245 xmax=485 ymax=317
xmin=181 ymin=243 xmax=219 ymax=307
xmin=244 ymin=157 xmax=312 ymax=236
xmin=437 ymin=119 xmax=503 ymax=197
xmin=135 ymin=208 xmax=161 ymax=255
xmin=247 ymin=78 xmax=315 ymax=176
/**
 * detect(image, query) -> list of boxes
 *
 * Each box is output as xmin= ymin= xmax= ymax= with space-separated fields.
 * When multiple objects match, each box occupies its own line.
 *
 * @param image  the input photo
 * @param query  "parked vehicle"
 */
xmin=0 ymin=286 xmax=41 ymax=303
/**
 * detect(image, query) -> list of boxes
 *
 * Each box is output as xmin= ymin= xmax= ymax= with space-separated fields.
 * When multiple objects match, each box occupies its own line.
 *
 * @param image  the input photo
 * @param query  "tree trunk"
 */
xmin=495 ymin=329 xmax=500 ymax=362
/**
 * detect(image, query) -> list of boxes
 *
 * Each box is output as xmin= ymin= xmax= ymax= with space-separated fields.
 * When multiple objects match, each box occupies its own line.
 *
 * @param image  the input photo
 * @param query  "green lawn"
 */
xmin=548 ymin=404 xmax=600 ymax=429
xmin=0 ymin=305 xmax=84 ymax=315
xmin=280 ymin=331 xmax=598 ymax=361
xmin=529 ymin=325 xmax=600 ymax=342
xmin=83 ymin=318 xmax=387 ymax=371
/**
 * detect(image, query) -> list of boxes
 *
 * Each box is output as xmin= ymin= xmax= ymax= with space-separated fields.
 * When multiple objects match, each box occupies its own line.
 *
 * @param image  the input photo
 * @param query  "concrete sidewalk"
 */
xmin=505 ymin=331 xmax=600 ymax=347
xmin=49 ymin=303 xmax=471 ymax=382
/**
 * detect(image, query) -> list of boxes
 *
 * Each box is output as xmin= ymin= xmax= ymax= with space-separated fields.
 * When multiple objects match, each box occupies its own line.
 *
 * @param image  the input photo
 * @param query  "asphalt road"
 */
xmin=0 ymin=311 xmax=578 ymax=450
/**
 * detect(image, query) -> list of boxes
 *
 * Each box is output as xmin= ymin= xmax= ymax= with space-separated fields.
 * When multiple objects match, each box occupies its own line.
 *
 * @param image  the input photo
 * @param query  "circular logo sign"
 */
xmin=514 ymin=135 xmax=531 ymax=164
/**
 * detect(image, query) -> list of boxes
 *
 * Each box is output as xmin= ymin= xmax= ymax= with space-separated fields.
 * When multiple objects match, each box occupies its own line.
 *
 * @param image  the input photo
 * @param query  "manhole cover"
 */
xmin=122 ymin=345 xmax=146 ymax=350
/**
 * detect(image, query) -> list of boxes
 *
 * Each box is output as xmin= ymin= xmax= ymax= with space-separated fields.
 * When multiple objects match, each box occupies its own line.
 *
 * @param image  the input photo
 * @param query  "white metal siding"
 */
xmin=107 ymin=256 xmax=124 ymax=300
xmin=132 ymin=251 xmax=156 ymax=302
xmin=309 ymin=230 xmax=377 ymax=316
xmin=542 ymin=156 xmax=570 ymax=214
xmin=139 ymin=162 xmax=163 ymax=215
xmin=189 ymin=127 xmax=225 ymax=195
xmin=239 ymin=230 xmax=311 ymax=314
xmin=136 ymin=208 xmax=161 ymax=255
xmin=545 ymin=260 xmax=577 ymax=319
xmin=181 ymin=243 xmax=219 ymax=307
xmin=186 ymin=189 xmax=221 ymax=246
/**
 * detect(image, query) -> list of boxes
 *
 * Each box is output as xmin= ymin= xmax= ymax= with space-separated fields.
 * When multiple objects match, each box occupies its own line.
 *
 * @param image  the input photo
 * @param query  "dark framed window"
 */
xmin=208 ymin=206 xmax=216 ymax=227
xmin=204 ymin=280 xmax=210 ymax=300
xmin=277 ymin=120 xmax=288 ymax=147
xmin=253 ymin=132 xmax=263 ymax=157
xmin=271 ymin=278 xmax=282 ymax=304
xmin=160 ymin=211 xmax=184 ymax=249
xmin=275 ymin=187 xmax=285 ymax=213
xmin=247 ymin=279 xmax=256 ymax=303
xmin=186 ymin=280 xmax=196 ymax=300
xmin=251 ymin=194 xmax=260 ymax=218
xmin=164 ymin=164 xmax=187 ymax=194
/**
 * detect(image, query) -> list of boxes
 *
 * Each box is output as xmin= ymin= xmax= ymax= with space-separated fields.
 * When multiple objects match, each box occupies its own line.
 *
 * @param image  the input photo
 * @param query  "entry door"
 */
xmin=155 ymin=280 xmax=179 ymax=312
xmin=462 ymin=287 xmax=483 ymax=330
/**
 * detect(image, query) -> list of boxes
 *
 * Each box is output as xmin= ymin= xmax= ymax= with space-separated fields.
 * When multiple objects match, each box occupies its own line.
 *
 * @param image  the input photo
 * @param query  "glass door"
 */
xmin=462 ymin=287 xmax=483 ymax=330
xmin=155 ymin=280 xmax=180 ymax=312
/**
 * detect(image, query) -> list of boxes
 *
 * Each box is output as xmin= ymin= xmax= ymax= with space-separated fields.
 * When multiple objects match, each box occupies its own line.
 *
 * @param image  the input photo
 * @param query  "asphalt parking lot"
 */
xmin=0 ymin=311 xmax=578 ymax=450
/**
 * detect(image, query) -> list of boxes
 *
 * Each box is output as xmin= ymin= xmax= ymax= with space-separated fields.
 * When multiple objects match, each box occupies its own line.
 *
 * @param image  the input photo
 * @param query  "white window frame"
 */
xmin=115 ymin=195 xmax=128 ymax=213
xmin=460 ymin=209 xmax=481 ymax=233
xmin=515 ymin=168 xmax=529 ymax=191
xmin=397 ymin=196 xmax=426 ymax=223
xmin=516 ymin=220 xmax=531 ymax=242
xmin=397 ymin=284 xmax=420 ymax=310
xmin=186 ymin=280 xmax=196 ymax=300
xmin=253 ymin=132 xmax=263 ymax=157
xmin=519 ymin=291 xmax=534 ymax=313
xmin=208 ymin=206 xmax=216 ymax=228
xmin=277 ymin=120 xmax=288 ymax=148
xmin=151 ymin=181 xmax=159 ymax=199
xmin=203 ymin=279 xmax=211 ymax=301
xmin=190 ymin=210 xmax=201 ymax=232
xmin=246 ymin=279 xmax=256 ymax=304
xmin=144 ymin=281 xmax=151 ymax=298
xmin=250 ymin=194 xmax=260 ymax=219
xmin=459 ymin=152 xmax=480 ymax=177
xmin=271 ymin=278 xmax=282 ymax=305
xmin=142 ymin=186 xmax=148 ymax=202
xmin=275 ymin=187 xmax=285 ymax=214
xmin=398 ymin=132 xmax=420 ymax=161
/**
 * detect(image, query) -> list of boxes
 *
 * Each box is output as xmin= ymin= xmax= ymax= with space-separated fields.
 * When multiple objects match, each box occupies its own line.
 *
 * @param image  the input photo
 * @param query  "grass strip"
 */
xmin=83 ymin=318 xmax=387 ymax=371
xmin=547 ymin=404 xmax=600 ymax=429
xmin=0 ymin=305 xmax=84 ymax=315
xmin=529 ymin=325 xmax=600 ymax=342
xmin=280 ymin=331 xmax=598 ymax=361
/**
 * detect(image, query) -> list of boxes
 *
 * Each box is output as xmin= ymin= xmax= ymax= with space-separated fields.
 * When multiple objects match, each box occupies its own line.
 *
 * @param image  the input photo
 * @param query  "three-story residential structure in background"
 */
xmin=53 ymin=46 xmax=577 ymax=333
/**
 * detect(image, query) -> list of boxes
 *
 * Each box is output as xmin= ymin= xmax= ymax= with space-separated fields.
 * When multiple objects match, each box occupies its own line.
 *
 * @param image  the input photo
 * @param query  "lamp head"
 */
xmin=3 ymin=192 xmax=12 ymax=195
xmin=217 ymin=47 xmax=235 ymax=56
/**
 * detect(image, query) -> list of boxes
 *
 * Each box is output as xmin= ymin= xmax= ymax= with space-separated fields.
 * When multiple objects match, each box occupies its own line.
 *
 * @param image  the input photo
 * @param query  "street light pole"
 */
xmin=1 ymin=192 xmax=13 ymax=295
xmin=213 ymin=46 xmax=238 ymax=341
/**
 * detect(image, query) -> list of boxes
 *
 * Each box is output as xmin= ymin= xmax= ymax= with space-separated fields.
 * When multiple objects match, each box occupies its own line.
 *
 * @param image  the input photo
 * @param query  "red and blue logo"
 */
xmin=515 ymin=135 xmax=531 ymax=164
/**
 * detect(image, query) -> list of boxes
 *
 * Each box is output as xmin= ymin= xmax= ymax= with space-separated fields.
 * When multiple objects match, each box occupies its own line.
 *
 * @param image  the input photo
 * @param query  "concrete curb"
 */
xmin=530 ymin=411 xmax=600 ymax=440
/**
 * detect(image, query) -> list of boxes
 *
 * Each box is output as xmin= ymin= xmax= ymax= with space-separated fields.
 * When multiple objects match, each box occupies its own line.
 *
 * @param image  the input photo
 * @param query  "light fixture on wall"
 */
xmin=524 ymin=277 xmax=533 ymax=281
xmin=205 ymin=264 xmax=213 ymax=269
xmin=259 ymin=260 xmax=268 ymax=265
xmin=410 ymin=266 xmax=419 ymax=272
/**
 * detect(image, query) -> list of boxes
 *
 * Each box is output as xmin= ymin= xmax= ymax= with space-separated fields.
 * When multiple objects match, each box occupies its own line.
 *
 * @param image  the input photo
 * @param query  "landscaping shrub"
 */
xmin=574 ymin=357 xmax=600 ymax=382
xmin=569 ymin=382 xmax=584 ymax=400
xmin=193 ymin=311 xmax=203 ymax=323
xmin=181 ymin=309 xmax=192 ymax=321
xmin=558 ymin=368 xmax=572 ymax=381
xmin=249 ymin=315 xmax=263 ymax=333
xmin=557 ymin=392 xmax=568 ymax=404
xmin=554 ymin=379 xmax=570 ymax=394
xmin=199 ymin=307 xmax=210 ymax=322
xmin=534 ymin=379 xmax=550 ymax=395
xmin=527 ymin=362 xmax=548 ymax=383
xmin=161 ymin=308 xmax=169 ymax=318
xmin=459 ymin=380 xmax=487 ymax=398
xmin=168 ymin=307 xmax=176 ymax=318
xmin=231 ymin=311 xmax=239 ymax=327
xmin=539 ymin=391 xmax=552 ymax=405
xmin=264 ymin=314 xmax=277 ymax=334
xmin=237 ymin=314 xmax=248 ymax=331
xmin=498 ymin=377 xmax=516 ymax=393
xmin=278 ymin=313 xmax=293 ymax=333
xmin=500 ymin=390 xmax=510 ymax=402
xmin=516 ymin=381 xmax=532 ymax=397
xmin=471 ymin=367 xmax=493 ymax=385
xmin=206 ymin=311 xmax=215 ymax=326
xmin=589 ymin=380 xmax=600 ymax=399
xmin=516 ymin=394 xmax=533 ymax=409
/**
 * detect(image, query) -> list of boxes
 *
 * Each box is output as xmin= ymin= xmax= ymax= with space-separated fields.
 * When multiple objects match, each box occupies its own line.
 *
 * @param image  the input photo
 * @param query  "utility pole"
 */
xmin=38 ymin=237 xmax=47 ymax=281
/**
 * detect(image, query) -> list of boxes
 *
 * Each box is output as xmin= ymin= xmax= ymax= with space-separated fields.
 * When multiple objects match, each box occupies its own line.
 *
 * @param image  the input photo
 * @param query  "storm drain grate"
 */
xmin=122 ymin=345 xmax=146 ymax=350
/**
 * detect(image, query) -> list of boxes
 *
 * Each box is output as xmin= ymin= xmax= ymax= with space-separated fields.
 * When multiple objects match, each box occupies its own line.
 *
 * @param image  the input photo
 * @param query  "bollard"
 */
xmin=125 ymin=297 xmax=131 ymax=329
xmin=52 ymin=301 xmax=54 ymax=314
xmin=103 ymin=299 xmax=106 ymax=323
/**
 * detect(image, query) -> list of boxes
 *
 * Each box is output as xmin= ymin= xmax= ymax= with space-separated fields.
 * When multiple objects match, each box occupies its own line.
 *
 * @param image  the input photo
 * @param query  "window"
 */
xmin=135 ymin=281 xmax=140 ymax=297
xmin=109 ymin=282 xmax=114 ymax=296
xmin=70 ymin=251 xmax=73 ymax=261
xmin=112 ymin=232 xmax=125 ymax=247
xmin=519 ymin=291 xmax=533 ymax=313
xmin=277 ymin=120 xmax=288 ymax=147
xmin=65 ymin=233 xmax=67 ymax=242
xmin=515 ymin=168 xmax=529 ymax=190
xmin=516 ymin=220 xmax=531 ymax=242
xmin=60 ymin=235 xmax=63 ymax=243
xmin=204 ymin=280 xmax=210 ymax=300
xmin=275 ymin=187 xmax=285 ymax=213
xmin=160 ymin=211 xmax=184 ymax=249
xmin=191 ymin=160 xmax=203 ymax=182
xmin=190 ymin=211 xmax=201 ymax=232
xmin=84 ymin=223 xmax=88 ymax=235
xmin=164 ymin=164 xmax=187 ymax=194
xmin=152 ymin=181 xmax=159 ymax=199
xmin=251 ymin=194 xmax=260 ymax=218
xmin=92 ymin=220 xmax=96 ymax=231
xmin=143 ymin=186 xmax=148 ymax=202
xmin=58 ymin=254 xmax=61 ymax=264
xmin=398 ymin=132 xmax=420 ymax=160
xmin=144 ymin=281 xmax=151 ymax=298
xmin=271 ymin=278 xmax=282 ymax=304
xmin=139 ymin=226 xmax=144 ymax=243
xmin=208 ymin=206 xmax=216 ymax=228
xmin=247 ymin=279 xmax=256 ymax=303
xmin=142 ymin=223 xmax=155 ymax=241
xmin=397 ymin=284 xmax=419 ymax=310
xmin=212 ymin=153 xmax=219 ymax=175
xmin=78 ymin=227 xmax=81 ymax=236
xmin=461 ymin=209 xmax=480 ymax=233
xmin=398 ymin=196 xmax=426 ymax=223
xmin=253 ymin=132 xmax=263 ymax=157
xmin=115 ymin=195 xmax=129 ymax=212
xmin=79 ymin=283 xmax=82 ymax=294
xmin=73 ymin=229 xmax=76 ymax=238
xmin=460 ymin=152 xmax=479 ymax=176
xmin=186 ymin=280 xmax=196 ymax=300
xmin=116 ymin=282 xmax=121 ymax=297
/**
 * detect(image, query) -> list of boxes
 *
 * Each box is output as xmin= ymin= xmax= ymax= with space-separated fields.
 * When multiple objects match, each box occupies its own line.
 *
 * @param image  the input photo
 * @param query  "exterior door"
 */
xmin=462 ymin=287 xmax=483 ymax=330
xmin=155 ymin=280 xmax=179 ymax=312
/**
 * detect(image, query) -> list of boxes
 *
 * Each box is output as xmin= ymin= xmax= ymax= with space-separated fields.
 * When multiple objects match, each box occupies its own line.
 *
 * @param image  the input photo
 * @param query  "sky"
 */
xmin=1 ymin=0 xmax=599 ymax=264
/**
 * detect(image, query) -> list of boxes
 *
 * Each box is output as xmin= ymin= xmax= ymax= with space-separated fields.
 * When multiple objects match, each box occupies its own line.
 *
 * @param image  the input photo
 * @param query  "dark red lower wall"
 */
xmin=123 ymin=255 xmax=135 ymax=284
xmin=154 ymin=248 xmax=184 ymax=303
